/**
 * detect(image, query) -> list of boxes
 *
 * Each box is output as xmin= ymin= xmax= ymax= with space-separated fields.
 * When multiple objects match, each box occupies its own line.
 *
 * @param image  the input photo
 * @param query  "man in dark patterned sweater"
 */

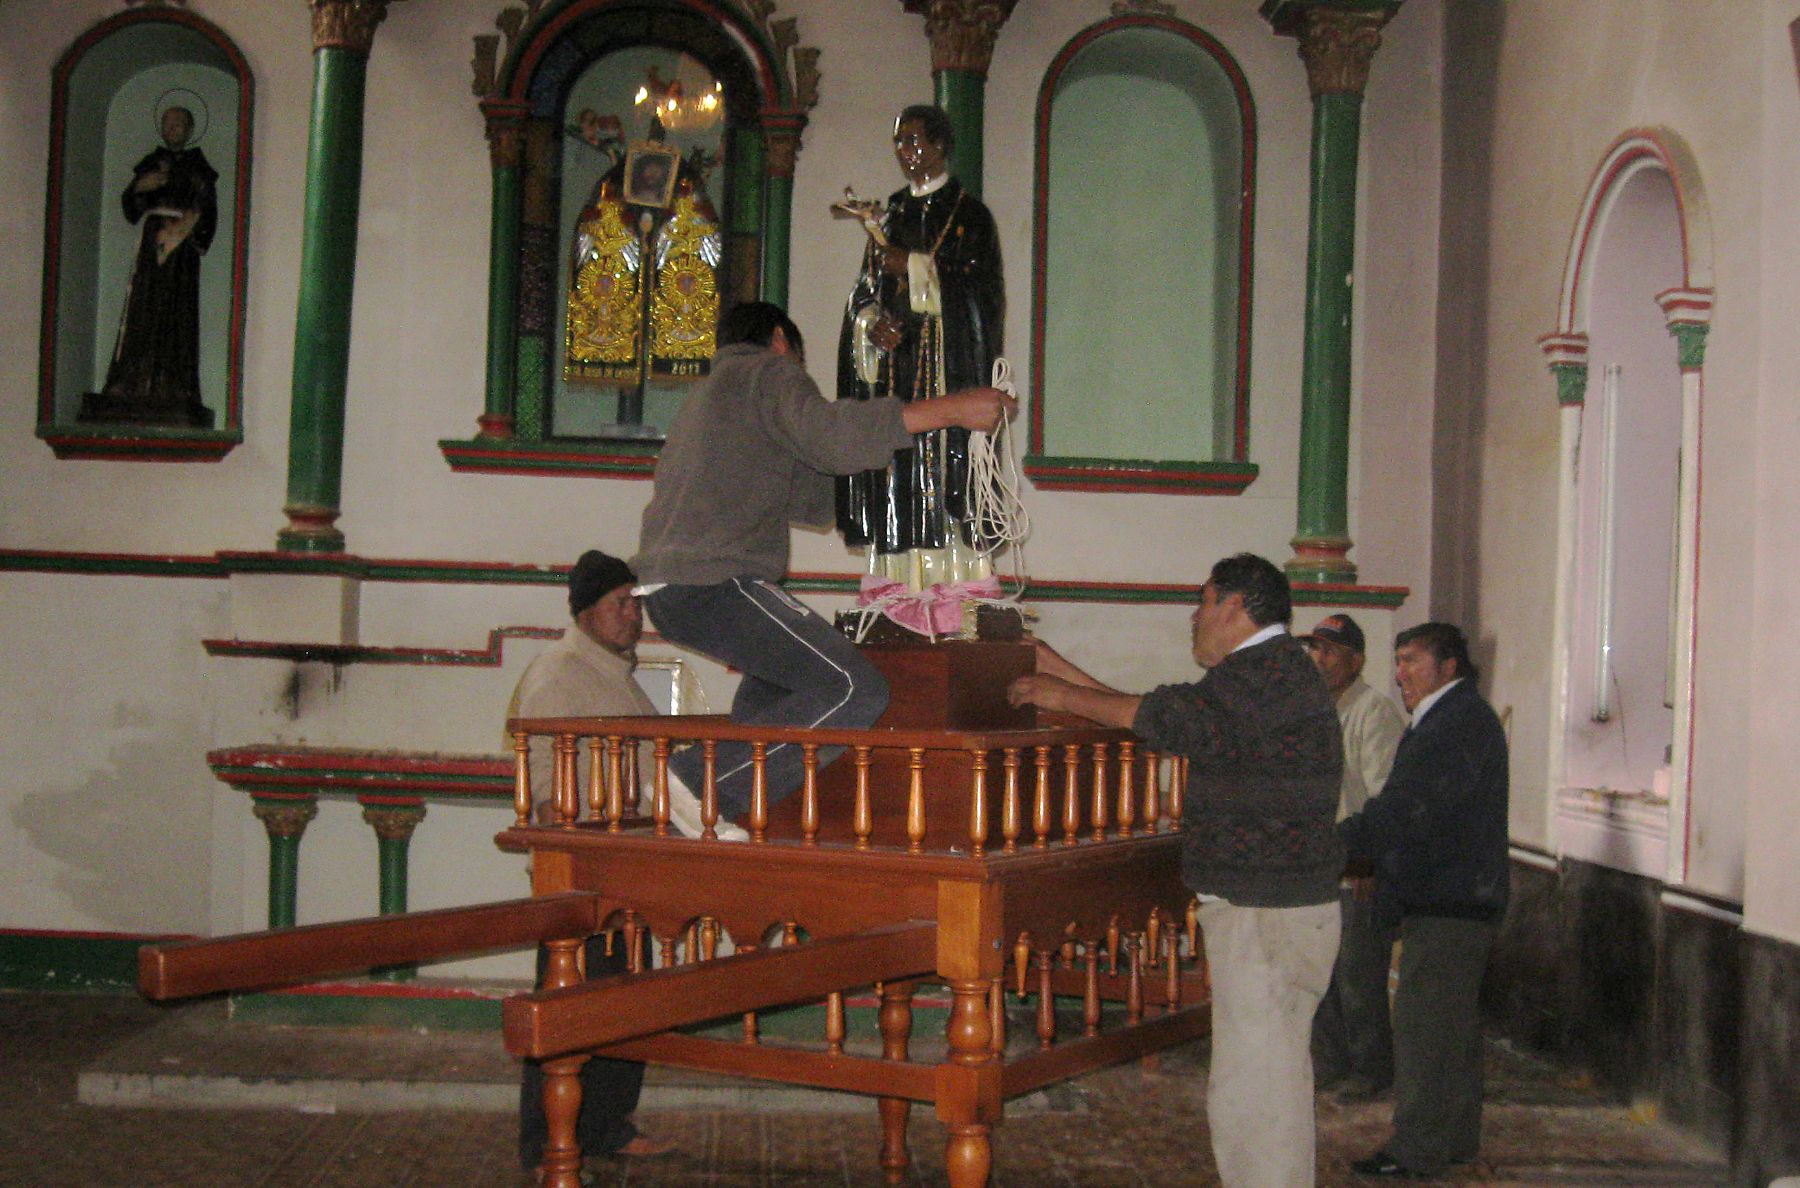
xmin=1009 ymin=552 xmax=1344 ymax=1186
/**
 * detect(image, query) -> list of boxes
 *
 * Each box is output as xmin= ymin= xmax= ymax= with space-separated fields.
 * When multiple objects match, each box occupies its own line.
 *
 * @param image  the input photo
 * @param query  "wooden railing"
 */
xmin=507 ymin=714 xmax=1190 ymax=852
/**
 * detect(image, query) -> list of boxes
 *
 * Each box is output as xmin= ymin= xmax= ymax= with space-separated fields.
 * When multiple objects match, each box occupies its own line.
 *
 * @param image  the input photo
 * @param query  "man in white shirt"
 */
xmin=1302 ymin=614 xmax=1406 ymax=1100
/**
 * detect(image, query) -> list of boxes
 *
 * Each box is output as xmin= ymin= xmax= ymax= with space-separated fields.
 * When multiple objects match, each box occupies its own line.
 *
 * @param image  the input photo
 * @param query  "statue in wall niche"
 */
xmin=833 ymin=104 xmax=1006 ymax=598
xmin=80 ymin=103 xmax=218 ymax=429
xmin=564 ymin=114 xmax=722 ymax=401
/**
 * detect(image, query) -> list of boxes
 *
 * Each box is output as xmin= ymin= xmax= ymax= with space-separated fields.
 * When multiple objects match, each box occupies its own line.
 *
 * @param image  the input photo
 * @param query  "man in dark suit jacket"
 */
xmin=1339 ymin=622 xmax=1509 ymax=1178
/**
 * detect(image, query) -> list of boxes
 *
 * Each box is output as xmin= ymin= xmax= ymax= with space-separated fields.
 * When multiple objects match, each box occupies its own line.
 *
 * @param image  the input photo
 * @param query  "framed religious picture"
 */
xmin=622 ymin=142 xmax=679 ymax=209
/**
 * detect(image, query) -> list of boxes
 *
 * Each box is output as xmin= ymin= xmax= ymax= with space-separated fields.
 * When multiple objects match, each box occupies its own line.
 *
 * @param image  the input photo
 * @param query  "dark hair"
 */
xmin=1395 ymin=622 xmax=1479 ymax=683
xmin=895 ymin=104 xmax=954 ymax=154
xmin=718 ymin=301 xmax=803 ymax=356
xmin=1208 ymin=552 xmax=1291 ymax=627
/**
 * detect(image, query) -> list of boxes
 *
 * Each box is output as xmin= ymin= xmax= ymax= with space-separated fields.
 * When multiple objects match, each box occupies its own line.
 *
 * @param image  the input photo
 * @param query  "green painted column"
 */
xmin=279 ymin=1 xmax=403 ymax=553
xmin=363 ymin=803 xmax=426 ymax=981
xmin=726 ymin=125 xmax=766 ymax=307
xmin=478 ymin=101 xmax=528 ymax=439
xmin=1263 ymin=0 xmax=1398 ymax=584
xmin=909 ymin=0 xmax=1016 ymax=200
xmin=252 ymin=798 xmax=319 ymax=930
xmin=934 ymin=71 xmax=986 ymax=199
xmin=760 ymin=120 xmax=804 ymax=306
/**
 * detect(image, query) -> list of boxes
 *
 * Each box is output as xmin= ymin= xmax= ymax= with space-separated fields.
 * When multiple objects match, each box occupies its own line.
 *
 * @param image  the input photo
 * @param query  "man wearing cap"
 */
xmin=510 ymin=550 xmax=724 ymax=1177
xmin=1341 ymin=622 xmax=1509 ymax=1178
xmin=1302 ymin=613 xmax=1407 ymax=1102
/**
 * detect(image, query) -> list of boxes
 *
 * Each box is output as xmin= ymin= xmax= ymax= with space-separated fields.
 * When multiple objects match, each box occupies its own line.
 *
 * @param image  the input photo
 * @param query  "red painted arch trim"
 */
xmin=501 ymin=0 xmax=784 ymax=111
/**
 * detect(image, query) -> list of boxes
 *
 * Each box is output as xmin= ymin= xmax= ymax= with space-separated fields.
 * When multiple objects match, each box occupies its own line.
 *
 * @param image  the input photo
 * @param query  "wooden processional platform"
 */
xmin=139 ymin=640 xmax=1211 ymax=1188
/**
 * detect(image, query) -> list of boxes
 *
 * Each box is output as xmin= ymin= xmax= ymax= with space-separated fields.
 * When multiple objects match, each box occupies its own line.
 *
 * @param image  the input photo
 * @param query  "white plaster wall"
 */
xmin=1457 ymin=1 xmax=1766 ymax=907
xmin=1744 ymin=0 xmax=1800 ymax=947
xmin=0 ymin=0 xmax=1445 ymax=945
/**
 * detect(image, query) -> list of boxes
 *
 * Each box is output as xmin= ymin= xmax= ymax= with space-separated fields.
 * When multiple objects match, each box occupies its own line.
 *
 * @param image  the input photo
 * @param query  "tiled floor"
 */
xmin=0 ymin=990 xmax=1728 ymax=1186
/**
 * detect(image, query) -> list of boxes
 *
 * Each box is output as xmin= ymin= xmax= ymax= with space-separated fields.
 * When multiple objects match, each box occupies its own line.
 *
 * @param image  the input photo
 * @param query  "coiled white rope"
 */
xmin=967 ymin=357 xmax=1031 ymax=568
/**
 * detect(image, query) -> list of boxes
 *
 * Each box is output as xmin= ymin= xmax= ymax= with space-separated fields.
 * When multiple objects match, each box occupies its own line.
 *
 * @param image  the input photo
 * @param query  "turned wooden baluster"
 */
xmin=943 ymin=978 xmax=995 ymax=1188
xmin=1061 ymin=743 xmax=1082 ymax=845
xmin=658 ymin=933 xmax=676 ymax=969
xmin=1013 ymin=933 xmax=1032 ymax=997
xmin=749 ymin=741 xmax=769 ymax=842
xmin=988 ymin=977 xmax=1006 ymax=1055
xmin=1082 ymin=942 xmax=1102 ymax=1037
xmin=1117 ymin=740 xmax=1137 ymax=837
xmin=1032 ymin=745 xmax=1053 ymax=848
xmin=683 ymin=920 xmax=698 ymax=963
xmin=1001 ymin=747 xmax=1022 ymax=852
xmin=652 ymin=737 xmax=672 ymax=837
xmin=700 ymin=739 xmax=719 ymax=840
xmin=624 ymin=914 xmax=645 ymax=973
xmin=877 ymin=979 xmax=916 ymax=1184
xmin=511 ymin=730 xmax=532 ymax=826
xmin=624 ymin=741 xmax=638 ymax=813
xmin=1090 ymin=742 xmax=1110 ymax=841
xmin=1105 ymin=916 xmax=1121 ymax=975
xmin=968 ymin=748 xmax=989 ymax=856
xmin=1127 ymin=934 xmax=1145 ymax=1024
xmin=1170 ymin=755 xmax=1188 ymax=825
xmin=1164 ymin=931 xmax=1182 ymax=1009
xmin=603 ymin=736 xmax=625 ymax=829
xmin=801 ymin=742 xmax=821 ymax=844
xmin=1141 ymin=747 xmax=1161 ymax=832
xmin=741 ymin=942 xmax=759 ymax=1043
xmin=853 ymin=745 xmax=874 ymax=849
xmin=1185 ymin=897 xmax=1200 ymax=954
xmin=906 ymin=747 xmax=927 ymax=853
xmin=552 ymin=733 xmax=579 ymax=826
xmin=538 ymin=934 xmax=588 ymax=1188
xmin=782 ymin=920 xmax=799 ymax=947
xmin=1145 ymin=907 xmax=1163 ymax=970
xmin=700 ymin=917 xmax=719 ymax=961
xmin=1035 ymin=949 xmax=1057 ymax=1049
xmin=825 ymin=990 xmax=846 ymax=1054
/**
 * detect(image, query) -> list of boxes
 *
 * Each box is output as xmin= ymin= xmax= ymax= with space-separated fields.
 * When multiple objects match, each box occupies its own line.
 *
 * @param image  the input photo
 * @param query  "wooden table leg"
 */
xmin=941 ymin=978 xmax=994 ymax=1188
xmin=538 ymin=936 xmax=588 ymax=1188
xmin=877 ymin=979 xmax=916 ymax=1183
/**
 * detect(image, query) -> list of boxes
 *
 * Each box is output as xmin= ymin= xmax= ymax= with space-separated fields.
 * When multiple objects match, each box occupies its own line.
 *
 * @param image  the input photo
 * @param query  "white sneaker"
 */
xmin=663 ymin=771 xmax=749 ymax=841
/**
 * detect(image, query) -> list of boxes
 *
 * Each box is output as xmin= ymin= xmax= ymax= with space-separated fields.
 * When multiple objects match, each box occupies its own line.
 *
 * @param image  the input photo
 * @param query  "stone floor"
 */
xmin=0 ymin=989 xmax=1729 ymax=1187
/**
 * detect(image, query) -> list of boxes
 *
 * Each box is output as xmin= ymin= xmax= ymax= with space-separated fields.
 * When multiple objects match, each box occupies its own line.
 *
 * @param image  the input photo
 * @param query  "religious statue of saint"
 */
xmin=834 ymin=105 xmax=1004 ymax=591
xmin=80 ymin=104 xmax=218 ymax=428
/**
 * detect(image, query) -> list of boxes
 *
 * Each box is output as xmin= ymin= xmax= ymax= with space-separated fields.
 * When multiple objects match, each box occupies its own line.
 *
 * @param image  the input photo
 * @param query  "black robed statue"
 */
xmin=835 ymin=105 xmax=1003 ymax=589
xmin=81 ymin=105 xmax=218 ymax=428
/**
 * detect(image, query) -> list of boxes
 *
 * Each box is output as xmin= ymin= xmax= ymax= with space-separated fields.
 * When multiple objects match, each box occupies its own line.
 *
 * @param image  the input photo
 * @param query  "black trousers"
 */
xmin=518 ymin=934 xmax=645 ymax=1169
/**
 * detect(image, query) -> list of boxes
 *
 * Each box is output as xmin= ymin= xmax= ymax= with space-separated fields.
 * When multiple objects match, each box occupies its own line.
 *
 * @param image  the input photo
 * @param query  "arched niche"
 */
xmin=37 ymin=7 xmax=252 ymax=462
xmin=1540 ymin=129 xmax=1713 ymax=885
xmin=1026 ymin=14 xmax=1257 ymax=496
xmin=443 ymin=0 xmax=818 ymax=478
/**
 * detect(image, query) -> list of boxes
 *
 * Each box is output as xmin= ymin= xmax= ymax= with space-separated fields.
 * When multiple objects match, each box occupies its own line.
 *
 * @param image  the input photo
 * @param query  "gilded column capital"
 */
xmin=252 ymin=798 xmax=319 ymax=839
xmin=362 ymin=803 xmax=427 ymax=842
xmin=310 ymin=0 xmax=403 ymax=56
xmin=1292 ymin=7 xmax=1391 ymax=97
xmin=904 ymin=0 xmax=1019 ymax=78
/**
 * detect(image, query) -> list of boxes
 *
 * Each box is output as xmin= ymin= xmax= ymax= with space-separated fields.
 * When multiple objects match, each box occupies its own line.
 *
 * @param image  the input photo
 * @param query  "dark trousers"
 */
xmin=518 ymin=934 xmax=643 ymax=1169
xmin=1388 ymin=915 xmax=1496 ymax=1173
xmin=645 ymin=579 xmax=889 ymax=819
xmin=1312 ymin=886 xmax=1397 ymax=1088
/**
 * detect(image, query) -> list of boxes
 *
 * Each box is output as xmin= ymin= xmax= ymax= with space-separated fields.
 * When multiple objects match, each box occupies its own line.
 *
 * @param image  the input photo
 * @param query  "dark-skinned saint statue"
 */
xmin=835 ymin=105 xmax=1004 ymax=595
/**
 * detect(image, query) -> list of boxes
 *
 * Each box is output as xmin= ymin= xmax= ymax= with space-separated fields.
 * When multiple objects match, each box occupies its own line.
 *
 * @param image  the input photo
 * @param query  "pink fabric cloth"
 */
xmin=856 ymin=575 xmax=1004 ymax=637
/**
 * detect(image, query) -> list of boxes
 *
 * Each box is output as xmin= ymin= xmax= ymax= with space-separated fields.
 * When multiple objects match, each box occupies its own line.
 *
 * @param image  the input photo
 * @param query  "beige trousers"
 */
xmin=1200 ymin=898 xmax=1341 ymax=1188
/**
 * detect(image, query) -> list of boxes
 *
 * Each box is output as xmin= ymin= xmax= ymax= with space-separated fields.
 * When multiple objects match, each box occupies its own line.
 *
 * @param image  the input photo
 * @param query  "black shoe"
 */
xmin=1350 ymin=1150 xmax=1422 ymax=1178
